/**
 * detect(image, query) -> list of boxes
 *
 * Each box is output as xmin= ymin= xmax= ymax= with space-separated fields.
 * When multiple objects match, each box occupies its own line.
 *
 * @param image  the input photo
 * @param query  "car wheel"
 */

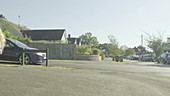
xmin=18 ymin=54 xmax=31 ymax=64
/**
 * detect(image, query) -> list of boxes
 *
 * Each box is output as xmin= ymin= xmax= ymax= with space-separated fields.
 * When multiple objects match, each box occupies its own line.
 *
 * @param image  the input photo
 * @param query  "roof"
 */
xmin=22 ymin=29 xmax=66 ymax=40
xmin=68 ymin=38 xmax=77 ymax=44
xmin=0 ymin=16 xmax=29 ymax=37
xmin=68 ymin=37 xmax=82 ymax=45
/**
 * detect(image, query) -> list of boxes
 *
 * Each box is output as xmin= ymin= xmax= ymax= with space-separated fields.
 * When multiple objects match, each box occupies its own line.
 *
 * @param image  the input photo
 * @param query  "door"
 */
xmin=0 ymin=40 xmax=22 ymax=60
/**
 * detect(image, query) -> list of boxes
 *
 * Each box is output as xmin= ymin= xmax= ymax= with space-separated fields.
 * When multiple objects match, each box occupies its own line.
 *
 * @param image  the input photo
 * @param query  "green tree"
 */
xmin=107 ymin=35 xmax=124 ymax=56
xmin=99 ymin=43 xmax=111 ymax=56
xmin=108 ymin=44 xmax=124 ymax=56
xmin=137 ymin=45 xmax=146 ymax=55
xmin=99 ymin=43 xmax=124 ymax=57
xmin=79 ymin=32 xmax=99 ymax=46
xmin=145 ymin=33 xmax=165 ymax=59
xmin=124 ymin=48 xmax=135 ymax=56
xmin=108 ymin=35 xmax=118 ymax=46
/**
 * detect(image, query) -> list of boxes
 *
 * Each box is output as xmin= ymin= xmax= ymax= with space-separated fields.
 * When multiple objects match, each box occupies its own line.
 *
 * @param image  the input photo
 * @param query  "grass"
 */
xmin=0 ymin=64 xmax=21 ymax=67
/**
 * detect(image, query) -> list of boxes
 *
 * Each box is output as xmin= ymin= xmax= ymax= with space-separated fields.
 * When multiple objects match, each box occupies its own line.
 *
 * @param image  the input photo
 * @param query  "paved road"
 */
xmin=0 ymin=60 xmax=170 ymax=96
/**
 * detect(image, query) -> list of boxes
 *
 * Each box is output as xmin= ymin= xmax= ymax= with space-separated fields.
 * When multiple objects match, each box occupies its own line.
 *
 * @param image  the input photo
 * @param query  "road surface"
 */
xmin=0 ymin=59 xmax=170 ymax=96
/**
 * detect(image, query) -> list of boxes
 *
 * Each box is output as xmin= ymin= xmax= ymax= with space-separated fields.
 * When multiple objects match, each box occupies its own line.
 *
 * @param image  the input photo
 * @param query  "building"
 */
xmin=22 ymin=29 xmax=68 ymax=43
xmin=67 ymin=34 xmax=81 ymax=45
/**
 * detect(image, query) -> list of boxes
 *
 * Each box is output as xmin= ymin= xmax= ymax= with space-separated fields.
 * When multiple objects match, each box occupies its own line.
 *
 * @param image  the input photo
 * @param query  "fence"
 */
xmin=27 ymin=43 xmax=76 ymax=60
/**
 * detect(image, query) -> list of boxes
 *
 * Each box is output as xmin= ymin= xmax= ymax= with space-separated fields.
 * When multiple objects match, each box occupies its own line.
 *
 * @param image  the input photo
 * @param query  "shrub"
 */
xmin=92 ymin=48 xmax=100 ymax=55
xmin=76 ymin=45 xmax=92 ymax=55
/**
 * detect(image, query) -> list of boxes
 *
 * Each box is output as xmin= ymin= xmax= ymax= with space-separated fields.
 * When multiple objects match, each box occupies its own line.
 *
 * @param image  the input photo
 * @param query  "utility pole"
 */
xmin=141 ymin=34 xmax=143 ymax=47
xmin=18 ymin=15 xmax=20 ymax=25
xmin=141 ymin=34 xmax=143 ymax=55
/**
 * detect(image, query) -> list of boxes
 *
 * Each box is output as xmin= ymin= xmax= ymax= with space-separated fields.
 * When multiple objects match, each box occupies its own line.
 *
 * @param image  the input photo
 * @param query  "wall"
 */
xmin=27 ymin=43 xmax=76 ymax=60
xmin=74 ymin=55 xmax=102 ymax=61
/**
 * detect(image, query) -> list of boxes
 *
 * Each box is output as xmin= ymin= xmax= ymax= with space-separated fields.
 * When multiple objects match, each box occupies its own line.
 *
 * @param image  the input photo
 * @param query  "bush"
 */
xmin=76 ymin=45 xmax=92 ymax=55
xmin=92 ymin=48 xmax=100 ymax=55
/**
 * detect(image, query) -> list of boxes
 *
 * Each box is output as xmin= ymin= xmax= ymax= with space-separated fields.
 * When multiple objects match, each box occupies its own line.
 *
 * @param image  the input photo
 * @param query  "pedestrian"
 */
xmin=0 ymin=28 xmax=5 ymax=54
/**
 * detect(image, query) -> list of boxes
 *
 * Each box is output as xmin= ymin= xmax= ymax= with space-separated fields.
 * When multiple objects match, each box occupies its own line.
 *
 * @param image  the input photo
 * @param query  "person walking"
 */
xmin=0 ymin=28 xmax=5 ymax=54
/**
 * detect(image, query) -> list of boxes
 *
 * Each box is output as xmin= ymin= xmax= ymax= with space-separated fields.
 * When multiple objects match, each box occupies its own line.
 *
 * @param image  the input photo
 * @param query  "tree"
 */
xmin=79 ymin=32 xmax=99 ymax=46
xmin=124 ymin=48 xmax=135 ymax=56
xmin=107 ymin=35 xmax=124 ymax=56
xmin=108 ymin=44 xmax=124 ymax=56
xmin=108 ymin=35 xmax=118 ymax=46
xmin=145 ymin=33 xmax=165 ymax=59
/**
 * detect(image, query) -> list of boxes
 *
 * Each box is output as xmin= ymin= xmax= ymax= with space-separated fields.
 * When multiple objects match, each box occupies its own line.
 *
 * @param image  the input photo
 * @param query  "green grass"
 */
xmin=0 ymin=64 xmax=21 ymax=67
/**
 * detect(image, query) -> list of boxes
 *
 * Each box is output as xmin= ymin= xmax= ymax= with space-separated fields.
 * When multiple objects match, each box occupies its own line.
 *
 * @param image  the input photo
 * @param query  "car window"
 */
xmin=9 ymin=39 xmax=29 ymax=48
xmin=5 ymin=41 xmax=15 ymax=48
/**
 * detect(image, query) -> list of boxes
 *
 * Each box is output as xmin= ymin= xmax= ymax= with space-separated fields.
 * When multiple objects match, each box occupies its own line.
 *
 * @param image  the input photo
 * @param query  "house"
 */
xmin=0 ymin=15 xmax=77 ymax=60
xmin=0 ymin=14 xmax=29 ymax=37
xmin=22 ymin=29 xmax=68 ymax=43
xmin=67 ymin=34 xmax=81 ymax=45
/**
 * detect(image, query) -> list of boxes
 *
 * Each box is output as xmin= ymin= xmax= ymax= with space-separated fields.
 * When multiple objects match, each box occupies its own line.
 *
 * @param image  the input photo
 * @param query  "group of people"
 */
xmin=0 ymin=28 xmax=5 ymax=54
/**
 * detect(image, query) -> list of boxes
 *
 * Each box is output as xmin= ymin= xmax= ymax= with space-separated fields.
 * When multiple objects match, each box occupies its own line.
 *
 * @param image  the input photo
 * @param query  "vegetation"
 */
xmin=76 ymin=45 xmax=92 ymax=55
xmin=145 ymin=33 xmax=165 ymax=59
xmin=79 ymin=32 xmax=99 ymax=46
xmin=124 ymin=48 xmax=135 ymax=56
xmin=92 ymin=48 xmax=100 ymax=55
xmin=77 ymin=32 xmax=101 ymax=55
xmin=77 ymin=32 xmax=132 ymax=57
xmin=108 ymin=35 xmax=124 ymax=56
xmin=0 ymin=24 xmax=32 ymax=43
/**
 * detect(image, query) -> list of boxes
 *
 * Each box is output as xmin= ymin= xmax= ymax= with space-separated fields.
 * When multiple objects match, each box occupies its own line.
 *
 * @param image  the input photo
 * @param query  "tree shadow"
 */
xmin=0 ymin=61 xmax=19 ymax=65
xmin=144 ymin=64 xmax=170 ymax=68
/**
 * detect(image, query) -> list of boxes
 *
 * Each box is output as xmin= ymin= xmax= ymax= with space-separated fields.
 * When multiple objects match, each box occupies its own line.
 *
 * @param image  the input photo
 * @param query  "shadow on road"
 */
xmin=144 ymin=64 xmax=170 ymax=68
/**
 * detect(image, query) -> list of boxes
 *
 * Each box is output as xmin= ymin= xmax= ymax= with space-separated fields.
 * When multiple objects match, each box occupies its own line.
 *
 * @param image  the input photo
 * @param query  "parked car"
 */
xmin=157 ymin=52 xmax=170 ymax=64
xmin=0 ymin=38 xmax=46 ymax=64
xmin=126 ymin=56 xmax=132 ymax=59
xmin=142 ymin=54 xmax=153 ymax=62
xmin=131 ymin=54 xmax=139 ymax=60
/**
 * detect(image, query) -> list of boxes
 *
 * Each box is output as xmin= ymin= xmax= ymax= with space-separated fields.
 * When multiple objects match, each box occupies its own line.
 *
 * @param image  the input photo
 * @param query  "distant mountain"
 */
xmin=0 ymin=15 xmax=30 ymax=38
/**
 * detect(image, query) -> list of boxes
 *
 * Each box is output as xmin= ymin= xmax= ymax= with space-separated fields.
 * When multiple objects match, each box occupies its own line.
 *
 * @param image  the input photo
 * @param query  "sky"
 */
xmin=1 ymin=0 xmax=170 ymax=48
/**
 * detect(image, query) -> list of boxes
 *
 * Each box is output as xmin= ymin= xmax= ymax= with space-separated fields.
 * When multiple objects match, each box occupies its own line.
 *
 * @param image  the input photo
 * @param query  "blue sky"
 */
xmin=1 ymin=0 xmax=170 ymax=48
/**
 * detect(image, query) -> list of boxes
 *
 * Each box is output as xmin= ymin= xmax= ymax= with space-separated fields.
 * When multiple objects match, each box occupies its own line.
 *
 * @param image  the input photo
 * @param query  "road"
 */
xmin=0 ymin=59 xmax=170 ymax=96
